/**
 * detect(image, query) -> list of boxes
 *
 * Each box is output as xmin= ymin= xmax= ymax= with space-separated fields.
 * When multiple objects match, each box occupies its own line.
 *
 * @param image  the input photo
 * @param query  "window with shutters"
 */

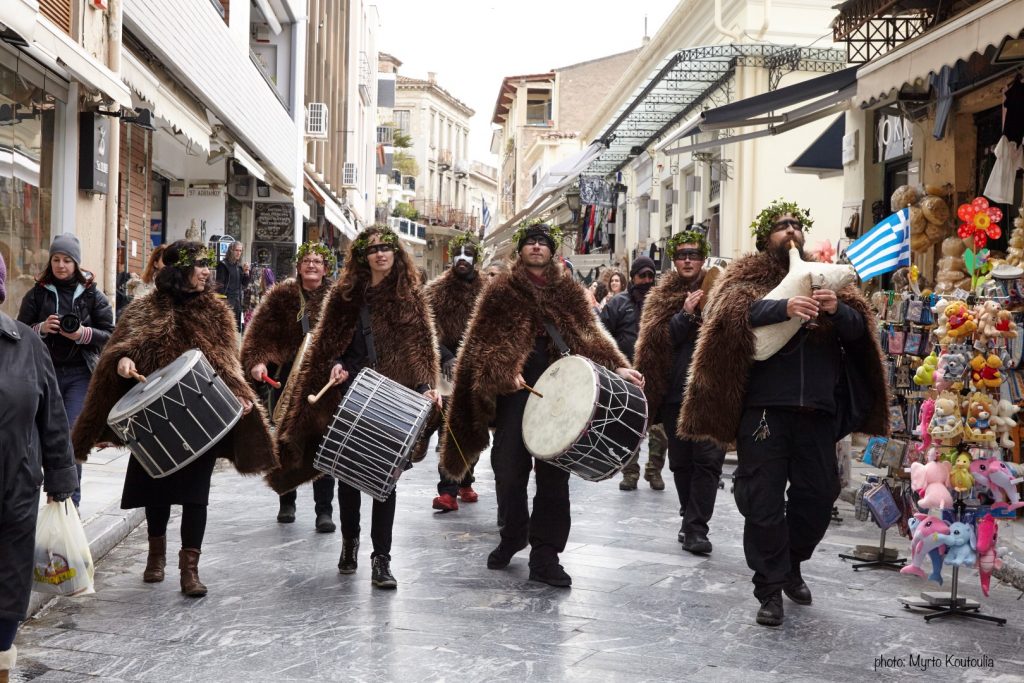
xmin=40 ymin=0 xmax=73 ymax=36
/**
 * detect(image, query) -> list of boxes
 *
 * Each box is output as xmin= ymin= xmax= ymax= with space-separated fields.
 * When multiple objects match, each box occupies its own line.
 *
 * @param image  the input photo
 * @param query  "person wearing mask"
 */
xmin=600 ymin=256 xmax=668 ymax=492
xmin=216 ymin=241 xmax=250 ymax=331
xmin=680 ymin=200 xmax=888 ymax=626
xmin=17 ymin=233 xmax=114 ymax=507
xmin=0 ymin=251 xmax=79 ymax=683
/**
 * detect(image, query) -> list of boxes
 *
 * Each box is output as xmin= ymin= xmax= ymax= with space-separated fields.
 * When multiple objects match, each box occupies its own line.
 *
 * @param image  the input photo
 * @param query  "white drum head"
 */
xmin=109 ymin=349 xmax=202 ymax=421
xmin=523 ymin=356 xmax=598 ymax=460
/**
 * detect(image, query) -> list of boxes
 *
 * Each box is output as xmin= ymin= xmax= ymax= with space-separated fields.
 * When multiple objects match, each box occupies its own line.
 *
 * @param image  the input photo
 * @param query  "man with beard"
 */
xmin=441 ymin=221 xmax=642 ymax=587
xmin=679 ymin=200 xmax=888 ymax=627
xmin=633 ymin=231 xmax=726 ymax=555
xmin=600 ymin=256 xmax=668 ymax=492
xmin=242 ymin=242 xmax=335 ymax=530
xmin=424 ymin=233 xmax=484 ymax=512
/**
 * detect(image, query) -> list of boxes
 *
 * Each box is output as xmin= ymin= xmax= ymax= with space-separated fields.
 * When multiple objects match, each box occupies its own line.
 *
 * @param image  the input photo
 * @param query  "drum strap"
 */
xmin=299 ymin=288 xmax=311 ymax=336
xmin=360 ymin=304 xmax=378 ymax=367
xmin=542 ymin=320 xmax=571 ymax=357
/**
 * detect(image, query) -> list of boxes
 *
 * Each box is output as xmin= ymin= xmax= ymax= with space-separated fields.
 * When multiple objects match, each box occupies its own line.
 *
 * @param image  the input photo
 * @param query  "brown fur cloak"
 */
xmin=71 ymin=290 xmax=277 ymax=474
xmin=423 ymin=268 xmax=483 ymax=352
xmin=267 ymin=274 xmax=440 ymax=494
xmin=633 ymin=269 xmax=704 ymax=421
xmin=678 ymin=250 xmax=889 ymax=448
xmin=240 ymin=278 xmax=331 ymax=386
xmin=439 ymin=260 xmax=629 ymax=480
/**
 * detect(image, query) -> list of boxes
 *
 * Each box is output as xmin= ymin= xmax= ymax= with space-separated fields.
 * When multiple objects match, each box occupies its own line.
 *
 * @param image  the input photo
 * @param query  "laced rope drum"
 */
xmin=313 ymin=368 xmax=434 ymax=502
xmin=522 ymin=355 xmax=648 ymax=481
xmin=107 ymin=349 xmax=243 ymax=478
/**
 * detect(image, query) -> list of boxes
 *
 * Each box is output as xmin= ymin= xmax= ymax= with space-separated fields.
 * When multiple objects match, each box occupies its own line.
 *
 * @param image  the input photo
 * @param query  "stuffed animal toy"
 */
xmin=969 ymin=459 xmax=1024 ymax=511
xmin=942 ymin=301 xmax=977 ymax=341
xmin=964 ymin=393 xmax=996 ymax=444
xmin=976 ymin=514 xmax=1001 ymax=597
xmin=949 ymin=452 xmax=974 ymax=492
xmin=935 ymin=349 xmax=968 ymax=391
xmin=935 ymin=522 xmax=977 ymax=567
xmin=913 ymin=353 xmax=938 ymax=386
xmin=991 ymin=399 xmax=1020 ymax=449
xmin=974 ymin=300 xmax=1002 ymax=345
xmin=910 ymin=460 xmax=953 ymax=510
xmin=906 ymin=515 xmax=945 ymax=585
xmin=995 ymin=310 xmax=1018 ymax=339
xmin=970 ymin=352 xmax=1003 ymax=390
xmin=928 ymin=394 xmax=961 ymax=441
xmin=932 ymin=298 xmax=951 ymax=339
xmin=915 ymin=398 xmax=935 ymax=456
xmin=901 ymin=514 xmax=949 ymax=582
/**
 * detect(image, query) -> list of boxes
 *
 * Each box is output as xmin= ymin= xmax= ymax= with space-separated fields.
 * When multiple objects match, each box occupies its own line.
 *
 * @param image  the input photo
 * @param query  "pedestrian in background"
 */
xmin=602 ymin=269 xmax=625 ymax=307
xmin=127 ymin=244 xmax=167 ymax=300
xmin=0 ymin=251 xmax=79 ymax=683
xmin=17 ymin=233 xmax=114 ymax=508
xmin=216 ymin=241 xmax=250 ymax=331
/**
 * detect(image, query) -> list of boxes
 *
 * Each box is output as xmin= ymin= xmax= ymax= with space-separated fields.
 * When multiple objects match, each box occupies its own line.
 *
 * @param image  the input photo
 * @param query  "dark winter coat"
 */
xmin=17 ymin=277 xmax=115 ymax=372
xmin=267 ymin=271 xmax=440 ymax=494
xmin=600 ymin=288 xmax=643 ymax=361
xmin=0 ymin=312 xmax=78 ymax=621
xmin=678 ymin=250 xmax=889 ymax=449
xmin=439 ymin=260 xmax=629 ymax=480
xmin=423 ymin=268 xmax=483 ymax=356
xmin=71 ymin=290 xmax=277 ymax=476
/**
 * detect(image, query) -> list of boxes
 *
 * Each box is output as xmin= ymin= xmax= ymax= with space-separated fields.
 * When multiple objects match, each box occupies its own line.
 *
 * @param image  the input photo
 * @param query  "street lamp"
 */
xmin=565 ymin=186 xmax=581 ymax=213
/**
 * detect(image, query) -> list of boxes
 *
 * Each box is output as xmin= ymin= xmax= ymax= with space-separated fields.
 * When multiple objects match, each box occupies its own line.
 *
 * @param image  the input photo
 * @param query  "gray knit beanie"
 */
xmin=50 ymin=233 xmax=82 ymax=265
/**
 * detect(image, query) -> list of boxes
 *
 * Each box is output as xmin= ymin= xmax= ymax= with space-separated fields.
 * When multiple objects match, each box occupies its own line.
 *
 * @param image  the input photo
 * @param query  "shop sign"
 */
xmin=78 ymin=112 xmax=110 ymax=194
xmin=187 ymin=185 xmax=223 ymax=198
xmin=875 ymin=114 xmax=913 ymax=163
xmin=254 ymin=203 xmax=294 ymax=242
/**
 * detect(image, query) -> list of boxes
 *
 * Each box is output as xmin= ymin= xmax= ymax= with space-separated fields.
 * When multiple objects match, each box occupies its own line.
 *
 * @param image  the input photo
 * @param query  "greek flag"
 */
xmin=844 ymin=208 xmax=911 ymax=280
xmin=481 ymin=200 xmax=491 ymax=229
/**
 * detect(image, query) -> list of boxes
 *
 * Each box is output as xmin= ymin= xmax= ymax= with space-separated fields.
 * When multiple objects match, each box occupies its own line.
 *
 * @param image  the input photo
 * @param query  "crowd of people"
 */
xmin=0 ymin=198 xmax=890 ymax=679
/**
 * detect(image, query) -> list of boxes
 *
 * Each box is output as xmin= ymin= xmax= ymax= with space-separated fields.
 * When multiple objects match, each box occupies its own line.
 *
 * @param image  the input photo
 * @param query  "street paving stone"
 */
xmin=12 ymin=442 xmax=1024 ymax=682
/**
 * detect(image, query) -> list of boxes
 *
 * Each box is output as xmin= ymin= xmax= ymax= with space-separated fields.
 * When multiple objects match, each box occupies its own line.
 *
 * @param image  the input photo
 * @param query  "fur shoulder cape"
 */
xmin=424 ymin=269 xmax=483 ymax=352
xmin=439 ymin=260 xmax=629 ymax=480
xmin=633 ymin=269 xmax=704 ymax=420
xmin=267 ymin=275 xmax=440 ymax=493
xmin=71 ymin=290 xmax=277 ymax=474
xmin=240 ymin=278 xmax=331 ymax=385
xmin=678 ymin=250 xmax=889 ymax=448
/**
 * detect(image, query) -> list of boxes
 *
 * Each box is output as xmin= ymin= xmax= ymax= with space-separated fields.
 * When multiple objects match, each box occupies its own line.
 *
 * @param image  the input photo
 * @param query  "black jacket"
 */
xmin=17 ymin=279 xmax=115 ymax=372
xmin=664 ymin=311 xmax=701 ymax=406
xmin=600 ymin=289 xmax=643 ymax=362
xmin=0 ymin=312 xmax=79 ymax=621
xmin=216 ymin=260 xmax=250 ymax=305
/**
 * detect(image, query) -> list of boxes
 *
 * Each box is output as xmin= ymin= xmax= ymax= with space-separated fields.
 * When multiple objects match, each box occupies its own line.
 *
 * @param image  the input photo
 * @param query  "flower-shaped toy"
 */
xmin=957 ymin=197 xmax=1003 ymax=248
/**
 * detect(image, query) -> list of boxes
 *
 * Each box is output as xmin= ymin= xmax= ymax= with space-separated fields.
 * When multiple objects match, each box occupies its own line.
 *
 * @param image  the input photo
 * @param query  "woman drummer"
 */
xmin=71 ymin=240 xmax=277 ymax=597
xmin=269 ymin=225 xmax=441 ymax=590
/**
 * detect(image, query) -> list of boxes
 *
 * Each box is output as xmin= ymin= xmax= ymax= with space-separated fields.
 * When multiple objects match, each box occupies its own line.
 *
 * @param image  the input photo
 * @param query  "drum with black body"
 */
xmin=313 ymin=368 xmax=434 ymax=501
xmin=107 ymin=349 xmax=243 ymax=478
xmin=522 ymin=355 xmax=648 ymax=481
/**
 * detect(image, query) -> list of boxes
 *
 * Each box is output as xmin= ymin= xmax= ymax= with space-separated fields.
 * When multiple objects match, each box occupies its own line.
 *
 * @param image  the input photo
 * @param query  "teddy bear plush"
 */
xmin=970 ymin=353 xmax=1002 ymax=390
xmin=974 ymin=300 xmax=1002 ymax=346
xmin=995 ymin=310 xmax=1018 ymax=340
xmin=965 ymin=393 xmax=995 ymax=443
xmin=990 ymin=399 xmax=1020 ymax=449
xmin=928 ymin=394 xmax=962 ymax=440
xmin=935 ymin=349 xmax=968 ymax=390
xmin=942 ymin=301 xmax=977 ymax=342
xmin=931 ymin=298 xmax=950 ymax=339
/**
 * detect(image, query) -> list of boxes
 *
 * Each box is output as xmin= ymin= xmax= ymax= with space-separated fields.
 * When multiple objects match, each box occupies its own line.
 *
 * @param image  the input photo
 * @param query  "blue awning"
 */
xmin=787 ymin=116 xmax=845 ymax=178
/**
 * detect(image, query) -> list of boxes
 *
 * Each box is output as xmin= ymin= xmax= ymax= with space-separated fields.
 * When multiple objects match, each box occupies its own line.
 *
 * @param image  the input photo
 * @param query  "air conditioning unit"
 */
xmin=306 ymin=103 xmax=328 ymax=138
xmin=342 ymin=162 xmax=358 ymax=187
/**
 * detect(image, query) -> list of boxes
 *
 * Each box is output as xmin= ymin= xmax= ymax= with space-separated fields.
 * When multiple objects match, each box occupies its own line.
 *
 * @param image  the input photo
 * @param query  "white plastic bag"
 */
xmin=32 ymin=501 xmax=95 ymax=596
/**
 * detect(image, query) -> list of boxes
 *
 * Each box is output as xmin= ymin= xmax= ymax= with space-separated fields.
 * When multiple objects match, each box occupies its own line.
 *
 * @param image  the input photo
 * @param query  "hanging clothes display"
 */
xmin=983 ymin=75 xmax=1024 ymax=204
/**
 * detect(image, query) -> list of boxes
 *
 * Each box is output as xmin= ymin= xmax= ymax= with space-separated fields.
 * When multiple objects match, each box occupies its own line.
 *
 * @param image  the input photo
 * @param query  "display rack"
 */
xmin=839 ymin=526 xmax=906 ymax=571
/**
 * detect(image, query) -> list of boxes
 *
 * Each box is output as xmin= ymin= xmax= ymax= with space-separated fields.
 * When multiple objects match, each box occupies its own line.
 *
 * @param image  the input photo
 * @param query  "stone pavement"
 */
xmin=13 ymin=440 xmax=1024 ymax=683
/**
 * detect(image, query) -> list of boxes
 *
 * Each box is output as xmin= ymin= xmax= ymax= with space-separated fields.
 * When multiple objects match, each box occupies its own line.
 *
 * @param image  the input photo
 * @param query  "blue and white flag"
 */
xmin=481 ymin=200 xmax=491 ymax=229
xmin=844 ymin=207 xmax=911 ymax=280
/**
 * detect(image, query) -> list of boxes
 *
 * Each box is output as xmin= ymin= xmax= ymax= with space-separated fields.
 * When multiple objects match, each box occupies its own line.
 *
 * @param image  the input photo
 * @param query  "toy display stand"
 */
xmin=839 ymin=527 xmax=906 ymax=571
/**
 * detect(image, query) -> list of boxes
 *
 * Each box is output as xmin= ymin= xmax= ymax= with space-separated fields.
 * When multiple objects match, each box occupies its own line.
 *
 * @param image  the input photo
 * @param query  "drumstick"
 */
xmin=521 ymin=383 xmax=544 ymax=399
xmin=261 ymin=373 xmax=281 ymax=389
xmin=307 ymin=378 xmax=338 ymax=405
xmin=130 ymin=370 xmax=147 ymax=383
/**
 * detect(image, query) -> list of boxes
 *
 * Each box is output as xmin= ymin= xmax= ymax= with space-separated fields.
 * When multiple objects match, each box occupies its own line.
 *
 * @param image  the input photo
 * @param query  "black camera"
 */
xmin=59 ymin=313 xmax=81 ymax=334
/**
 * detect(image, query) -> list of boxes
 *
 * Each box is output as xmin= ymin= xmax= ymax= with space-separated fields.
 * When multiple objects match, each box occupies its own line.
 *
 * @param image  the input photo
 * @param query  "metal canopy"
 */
xmin=586 ymin=44 xmax=846 ymax=178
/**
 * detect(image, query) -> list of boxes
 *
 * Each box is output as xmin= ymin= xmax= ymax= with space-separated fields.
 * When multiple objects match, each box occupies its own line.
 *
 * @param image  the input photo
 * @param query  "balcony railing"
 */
xmin=436 ymin=149 xmax=452 ymax=170
xmin=402 ymin=176 xmax=416 ymax=192
xmin=377 ymin=126 xmax=394 ymax=145
xmin=412 ymin=200 xmax=479 ymax=231
xmin=358 ymin=51 xmax=372 ymax=105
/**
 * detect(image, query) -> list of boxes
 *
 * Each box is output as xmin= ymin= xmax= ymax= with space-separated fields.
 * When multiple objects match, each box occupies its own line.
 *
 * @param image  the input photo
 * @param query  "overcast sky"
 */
xmin=372 ymin=0 xmax=679 ymax=167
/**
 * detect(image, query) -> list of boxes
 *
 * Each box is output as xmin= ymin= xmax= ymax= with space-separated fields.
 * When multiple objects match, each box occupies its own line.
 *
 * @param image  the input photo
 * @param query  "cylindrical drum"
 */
xmin=522 ymin=355 xmax=648 ymax=481
xmin=313 ymin=368 xmax=434 ymax=502
xmin=107 ymin=349 xmax=243 ymax=478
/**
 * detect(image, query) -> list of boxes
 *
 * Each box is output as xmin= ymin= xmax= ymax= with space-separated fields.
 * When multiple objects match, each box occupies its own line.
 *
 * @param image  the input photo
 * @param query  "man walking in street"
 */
xmin=634 ymin=230 xmax=726 ymax=555
xmin=216 ymin=241 xmax=250 ymax=331
xmin=679 ymin=200 xmax=888 ymax=627
xmin=600 ymin=255 xmax=667 ymax=491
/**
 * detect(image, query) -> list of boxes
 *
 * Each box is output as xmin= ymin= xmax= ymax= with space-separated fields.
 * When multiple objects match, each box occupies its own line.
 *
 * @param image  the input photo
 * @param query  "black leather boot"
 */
xmin=756 ymin=592 xmax=784 ymax=626
xmin=338 ymin=538 xmax=359 ymax=574
xmin=371 ymin=555 xmax=397 ymax=589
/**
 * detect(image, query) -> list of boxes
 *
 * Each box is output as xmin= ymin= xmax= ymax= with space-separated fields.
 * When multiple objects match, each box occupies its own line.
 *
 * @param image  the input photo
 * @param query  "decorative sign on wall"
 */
xmin=254 ymin=203 xmax=294 ymax=242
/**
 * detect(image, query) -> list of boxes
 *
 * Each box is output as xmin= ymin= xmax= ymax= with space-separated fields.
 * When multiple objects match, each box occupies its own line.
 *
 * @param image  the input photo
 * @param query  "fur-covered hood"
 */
xmin=267 ymin=275 xmax=440 ymax=494
xmin=633 ymin=268 xmax=704 ymax=420
xmin=71 ymin=290 xmax=277 ymax=474
xmin=439 ymin=259 xmax=628 ymax=480
xmin=424 ymin=268 xmax=483 ymax=352
xmin=678 ymin=250 xmax=889 ymax=447
xmin=240 ymin=277 xmax=331 ymax=386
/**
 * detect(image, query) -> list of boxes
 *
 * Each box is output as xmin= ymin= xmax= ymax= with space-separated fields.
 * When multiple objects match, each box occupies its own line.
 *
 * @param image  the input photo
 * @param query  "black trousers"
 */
xmin=280 ymin=475 xmax=337 ymax=514
xmin=145 ymin=504 xmax=208 ymax=549
xmin=437 ymin=464 xmax=475 ymax=496
xmin=492 ymin=389 xmax=570 ymax=569
xmin=338 ymin=482 xmax=396 ymax=559
xmin=733 ymin=407 xmax=840 ymax=600
xmin=662 ymin=403 xmax=726 ymax=537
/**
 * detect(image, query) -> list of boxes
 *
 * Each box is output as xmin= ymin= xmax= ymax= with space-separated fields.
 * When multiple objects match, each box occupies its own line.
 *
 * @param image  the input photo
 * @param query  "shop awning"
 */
xmin=663 ymin=67 xmax=857 ymax=156
xmin=232 ymin=145 xmax=269 ymax=184
xmin=2 ymin=0 xmax=38 ymax=45
xmin=120 ymin=51 xmax=212 ymax=154
xmin=524 ymin=142 xmax=604 ymax=205
xmin=304 ymin=173 xmax=356 ymax=240
xmin=787 ymin=115 xmax=845 ymax=177
xmin=855 ymin=0 xmax=1024 ymax=106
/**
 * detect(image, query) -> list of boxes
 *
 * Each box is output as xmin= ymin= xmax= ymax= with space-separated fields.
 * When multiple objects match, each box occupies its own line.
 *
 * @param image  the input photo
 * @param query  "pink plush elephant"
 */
xmin=910 ymin=460 xmax=953 ymax=511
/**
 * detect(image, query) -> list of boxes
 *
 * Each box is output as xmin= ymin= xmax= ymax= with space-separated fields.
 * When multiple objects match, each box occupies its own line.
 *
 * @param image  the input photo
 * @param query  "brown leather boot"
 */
xmin=178 ymin=548 xmax=208 ymax=597
xmin=143 ymin=535 xmax=166 ymax=583
xmin=0 ymin=645 xmax=16 ymax=683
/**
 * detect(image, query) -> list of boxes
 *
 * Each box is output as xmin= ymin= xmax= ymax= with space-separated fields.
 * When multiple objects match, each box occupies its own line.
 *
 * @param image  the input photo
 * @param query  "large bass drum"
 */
xmin=313 ymin=368 xmax=434 ymax=501
xmin=107 ymin=349 xmax=243 ymax=479
xmin=522 ymin=355 xmax=648 ymax=481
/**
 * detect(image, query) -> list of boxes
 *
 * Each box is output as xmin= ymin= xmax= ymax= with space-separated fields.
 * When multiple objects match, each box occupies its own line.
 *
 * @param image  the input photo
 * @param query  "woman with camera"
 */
xmin=17 ymin=233 xmax=114 ymax=508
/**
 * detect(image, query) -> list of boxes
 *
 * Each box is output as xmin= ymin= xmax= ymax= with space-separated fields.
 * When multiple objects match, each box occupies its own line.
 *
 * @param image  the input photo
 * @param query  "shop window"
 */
xmin=526 ymin=89 xmax=552 ymax=126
